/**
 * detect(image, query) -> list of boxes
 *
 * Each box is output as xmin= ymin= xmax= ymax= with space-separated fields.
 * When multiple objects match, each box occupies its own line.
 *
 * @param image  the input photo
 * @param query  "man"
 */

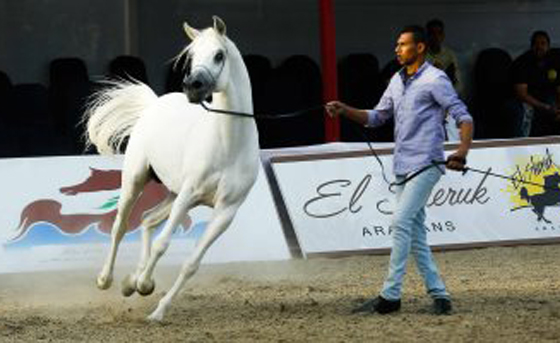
xmin=425 ymin=18 xmax=463 ymax=141
xmin=426 ymin=19 xmax=463 ymax=95
xmin=326 ymin=25 xmax=474 ymax=315
xmin=511 ymin=30 xmax=560 ymax=137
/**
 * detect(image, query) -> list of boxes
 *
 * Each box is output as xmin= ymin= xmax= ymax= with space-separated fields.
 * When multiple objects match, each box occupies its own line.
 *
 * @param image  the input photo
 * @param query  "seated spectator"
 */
xmin=426 ymin=19 xmax=463 ymax=95
xmin=511 ymin=30 xmax=560 ymax=137
xmin=425 ymin=18 xmax=463 ymax=141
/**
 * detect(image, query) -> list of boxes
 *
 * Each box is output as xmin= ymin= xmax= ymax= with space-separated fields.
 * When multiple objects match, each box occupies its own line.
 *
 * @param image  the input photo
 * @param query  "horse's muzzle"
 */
xmin=183 ymin=70 xmax=213 ymax=103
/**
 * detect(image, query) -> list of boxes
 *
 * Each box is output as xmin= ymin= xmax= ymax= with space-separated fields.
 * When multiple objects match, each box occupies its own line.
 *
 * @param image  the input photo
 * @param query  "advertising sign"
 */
xmin=271 ymin=139 xmax=560 ymax=257
xmin=0 ymin=155 xmax=290 ymax=273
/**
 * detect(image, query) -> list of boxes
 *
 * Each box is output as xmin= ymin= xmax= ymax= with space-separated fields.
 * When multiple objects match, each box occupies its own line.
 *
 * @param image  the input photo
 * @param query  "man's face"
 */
xmin=532 ymin=35 xmax=550 ymax=59
xmin=395 ymin=32 xmax=423 ymax=66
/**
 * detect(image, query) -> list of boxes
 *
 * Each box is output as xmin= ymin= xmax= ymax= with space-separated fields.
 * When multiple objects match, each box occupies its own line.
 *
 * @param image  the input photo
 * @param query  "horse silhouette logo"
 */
xmin=518 ymin=172 xmax=560 ymax=224
xmin=9 ymin=167 xmax=191 ymax=243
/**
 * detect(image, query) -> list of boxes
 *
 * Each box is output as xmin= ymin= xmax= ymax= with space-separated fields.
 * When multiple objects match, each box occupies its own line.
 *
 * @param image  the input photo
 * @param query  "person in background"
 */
xmin=426 ymin=18 xmax=463 ymax=141
xmin=511 ymin=30 xmax=560 ymax=137
xmin=326 ymin=25 xmax=474 ymax=316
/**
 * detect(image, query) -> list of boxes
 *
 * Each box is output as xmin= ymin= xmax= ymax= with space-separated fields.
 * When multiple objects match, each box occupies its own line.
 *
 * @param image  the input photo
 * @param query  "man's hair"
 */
xmin=531 ymin=30 xmax=550 ymax=46
xmin=426 ymin=18 xmax=444 ymax=31
xmin=399 ymin=25 xmax=427 ymax=44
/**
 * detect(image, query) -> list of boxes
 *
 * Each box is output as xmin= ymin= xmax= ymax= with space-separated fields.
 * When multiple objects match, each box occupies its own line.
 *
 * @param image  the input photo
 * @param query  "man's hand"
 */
xmin=325 ymin=101 xmax=347 ymax=118
xmin=446 ymin=151 xmax=467 ymax=171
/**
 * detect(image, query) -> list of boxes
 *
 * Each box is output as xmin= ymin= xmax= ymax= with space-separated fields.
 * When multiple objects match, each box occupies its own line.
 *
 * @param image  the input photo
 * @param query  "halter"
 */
xmin=189 ymin=48 xmax=227 ymax=88
xmin=189 ymin=42 xmax=325 ymax=119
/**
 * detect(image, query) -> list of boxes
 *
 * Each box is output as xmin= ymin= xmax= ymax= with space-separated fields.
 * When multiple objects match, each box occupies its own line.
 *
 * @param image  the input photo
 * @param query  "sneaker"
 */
xmin=433 ymin=298 xmax=452 ymax=315
xmin=352 ymin=296 xmax=401 ymax=314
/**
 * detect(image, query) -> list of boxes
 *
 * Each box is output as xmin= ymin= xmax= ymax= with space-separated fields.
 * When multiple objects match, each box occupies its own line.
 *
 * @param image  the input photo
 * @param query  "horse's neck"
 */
xmin=214 ymin=50 xmax=252 ymax=114
xmin=210 ymin=49 xmax=257 ymax=148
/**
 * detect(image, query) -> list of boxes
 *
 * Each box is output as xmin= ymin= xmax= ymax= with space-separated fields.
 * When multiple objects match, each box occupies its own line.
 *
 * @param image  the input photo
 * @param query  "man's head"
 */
xmin=396 ymin=25 xmax=427 ymax=66
xmin=426 ymin=19 xmax=445 ymax=51
xmin=530 ymin=30 xmax=550 ymax=59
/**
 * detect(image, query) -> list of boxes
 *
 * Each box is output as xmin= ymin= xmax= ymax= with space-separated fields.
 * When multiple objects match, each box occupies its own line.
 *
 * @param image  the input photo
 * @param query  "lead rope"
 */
xmin=199 ymin=102 xmax=554 ymax=192
xmin=199 ymin=101 xmax=324 ymax=119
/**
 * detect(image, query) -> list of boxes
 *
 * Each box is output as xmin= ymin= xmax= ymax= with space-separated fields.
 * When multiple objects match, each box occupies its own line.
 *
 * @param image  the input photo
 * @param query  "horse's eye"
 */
xmin=214 ymin=51 xmax=225 ymax=64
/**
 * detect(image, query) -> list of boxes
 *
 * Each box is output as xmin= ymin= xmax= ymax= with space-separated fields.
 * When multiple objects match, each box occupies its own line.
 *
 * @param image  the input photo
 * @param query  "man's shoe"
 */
xmin=433 ymin=298 xmax=452 ymax=315
xmin=352 ymin=296 xmax=401 ymax=314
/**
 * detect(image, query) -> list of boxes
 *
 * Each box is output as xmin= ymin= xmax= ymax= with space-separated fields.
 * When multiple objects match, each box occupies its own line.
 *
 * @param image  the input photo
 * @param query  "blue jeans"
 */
xmin=380 ymin=166 xmax=449 ymax=301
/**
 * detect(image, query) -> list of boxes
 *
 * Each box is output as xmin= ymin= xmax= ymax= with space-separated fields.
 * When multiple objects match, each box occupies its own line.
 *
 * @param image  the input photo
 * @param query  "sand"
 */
xmin=1 ymin=244 xmax=560 ymax=342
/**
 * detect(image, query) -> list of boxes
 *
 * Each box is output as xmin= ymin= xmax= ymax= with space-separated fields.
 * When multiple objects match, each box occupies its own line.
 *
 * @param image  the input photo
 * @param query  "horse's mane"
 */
xmin=171 ymin=42 xmax=193 ymax=72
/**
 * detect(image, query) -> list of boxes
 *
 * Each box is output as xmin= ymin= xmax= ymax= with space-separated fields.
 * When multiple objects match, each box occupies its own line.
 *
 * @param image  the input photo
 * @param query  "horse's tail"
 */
xmin=85 ymin=80 xmax=158 ymax=155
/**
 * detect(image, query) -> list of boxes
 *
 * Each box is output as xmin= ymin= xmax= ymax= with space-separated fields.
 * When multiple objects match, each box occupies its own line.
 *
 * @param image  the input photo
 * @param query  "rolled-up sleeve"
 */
xmin=367 ymin=85 xmax=394 ymax=127
xmin=431 ymin=74 xmax=473 ymax=125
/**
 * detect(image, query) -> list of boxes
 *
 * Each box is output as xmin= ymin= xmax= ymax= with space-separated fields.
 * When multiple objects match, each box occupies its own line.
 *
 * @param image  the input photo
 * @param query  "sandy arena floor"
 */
xmin=1 ymin=245 xmax=560 ymax=342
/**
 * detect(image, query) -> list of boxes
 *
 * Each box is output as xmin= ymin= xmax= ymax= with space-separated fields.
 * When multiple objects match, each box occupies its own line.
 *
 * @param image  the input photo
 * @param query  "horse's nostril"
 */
xmin=191 ymin=80 xmax=203 ymax=90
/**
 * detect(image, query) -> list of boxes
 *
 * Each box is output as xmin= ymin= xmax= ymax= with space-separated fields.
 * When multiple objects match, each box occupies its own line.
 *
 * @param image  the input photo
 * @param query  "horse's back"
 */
xmin=126 ymin=92 xmax=258 ymax=195
xmin=136 ymin=92 xmax=207 ymax=142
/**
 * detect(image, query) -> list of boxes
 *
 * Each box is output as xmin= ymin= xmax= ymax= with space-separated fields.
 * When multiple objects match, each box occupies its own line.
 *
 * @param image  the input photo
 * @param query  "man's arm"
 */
xmin=447 ymin=120 xmax=473 ymax=171
xmin=429 ymin=74 xmax=474 ymax=170
xmin=325 ymin=102 xmax=370 ymax=125
xmin=514 ymin=83 xmax=556 ymax=114
xmin=326 ymin=83 xmax=395 ymax=127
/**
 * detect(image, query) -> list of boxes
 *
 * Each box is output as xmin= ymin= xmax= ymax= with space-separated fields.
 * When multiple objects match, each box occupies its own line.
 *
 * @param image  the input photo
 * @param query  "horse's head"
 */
xmin=180 ymin=16 xmax=231 ymax=103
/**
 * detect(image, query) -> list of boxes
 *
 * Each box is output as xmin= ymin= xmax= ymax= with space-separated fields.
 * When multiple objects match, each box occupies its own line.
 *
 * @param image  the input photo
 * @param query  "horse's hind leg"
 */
xmin=147 ymin=202 xmax=241 ymax=322
xmin=97 ymin=168 xmax=149 ymax=290
xmin=121 ymin=193 xmax=176 ymax=297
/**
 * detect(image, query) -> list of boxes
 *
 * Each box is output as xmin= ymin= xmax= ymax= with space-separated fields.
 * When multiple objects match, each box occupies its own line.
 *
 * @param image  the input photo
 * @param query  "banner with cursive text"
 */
xmin=270 ymin=138 xmax=560 ymax=257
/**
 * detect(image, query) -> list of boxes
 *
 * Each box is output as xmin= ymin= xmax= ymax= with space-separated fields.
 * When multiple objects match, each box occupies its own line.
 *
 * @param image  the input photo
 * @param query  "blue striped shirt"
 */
xmin=367 ymin=62 xmax=473 ymax=175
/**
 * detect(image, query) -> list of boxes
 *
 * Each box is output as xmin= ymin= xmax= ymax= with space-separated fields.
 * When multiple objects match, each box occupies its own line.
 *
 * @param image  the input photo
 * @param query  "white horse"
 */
xmin=85 ymin=16 xmax=258 ymax=321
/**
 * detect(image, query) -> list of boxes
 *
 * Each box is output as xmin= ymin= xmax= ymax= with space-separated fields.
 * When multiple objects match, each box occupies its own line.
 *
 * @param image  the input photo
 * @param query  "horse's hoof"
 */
xmin=147 ymin=311 xmax=164 ymax=322
xmin=97 ymin=274 xmax=113 ymax=290
xmin=137 ymin=279 xmax=156 ymax=296
xmin=121 ymin=275 xmax=137 ymax=297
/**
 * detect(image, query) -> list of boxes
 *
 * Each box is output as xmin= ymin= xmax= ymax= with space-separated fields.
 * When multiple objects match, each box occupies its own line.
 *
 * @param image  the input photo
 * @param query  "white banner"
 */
xmin=0 ymin=155 xmax=290 ymax=273
xmin=271 ymin=140 xmax=560 ymax=256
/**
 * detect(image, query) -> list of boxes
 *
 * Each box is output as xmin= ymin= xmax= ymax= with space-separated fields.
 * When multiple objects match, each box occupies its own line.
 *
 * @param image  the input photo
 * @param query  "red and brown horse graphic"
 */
xmin=11 ymin=168 xmax=190 ymax=242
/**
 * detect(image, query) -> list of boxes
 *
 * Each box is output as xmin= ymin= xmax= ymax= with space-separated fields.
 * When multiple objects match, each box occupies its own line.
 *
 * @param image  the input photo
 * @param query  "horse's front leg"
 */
xmin=147 ymin=202 xmax=241 ymax=322
xmin=136 ymin=187 xmax=196 ymax=296
xmin=97 ymin=176 xmax=146 ymax=290
xmin=121 ymin=193 xmax=176 ymax=297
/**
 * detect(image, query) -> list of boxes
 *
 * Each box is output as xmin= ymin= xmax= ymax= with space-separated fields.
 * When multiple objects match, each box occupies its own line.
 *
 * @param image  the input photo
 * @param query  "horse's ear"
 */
xmin=183 ymin=22 xmax=200 ymax=41
xmin=213 ymin=16 xmax=227 ymax=36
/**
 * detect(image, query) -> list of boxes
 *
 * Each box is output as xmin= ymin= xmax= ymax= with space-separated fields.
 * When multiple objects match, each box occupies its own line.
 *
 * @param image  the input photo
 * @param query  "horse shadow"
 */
xmin=519 ymin=172 xmax=560 ymax=224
